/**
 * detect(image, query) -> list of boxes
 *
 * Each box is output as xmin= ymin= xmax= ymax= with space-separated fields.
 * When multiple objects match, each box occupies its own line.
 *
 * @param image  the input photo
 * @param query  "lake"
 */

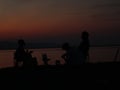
xmin=0 ymin=47 xmax=120 ymax=68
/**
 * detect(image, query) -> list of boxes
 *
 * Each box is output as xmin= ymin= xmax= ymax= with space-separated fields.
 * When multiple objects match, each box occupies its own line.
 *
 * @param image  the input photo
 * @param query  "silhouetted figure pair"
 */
xmin=61 ymin=31 xmax=90 ymax=65
xmin=14 ymin=39 xmax=38 ymax=68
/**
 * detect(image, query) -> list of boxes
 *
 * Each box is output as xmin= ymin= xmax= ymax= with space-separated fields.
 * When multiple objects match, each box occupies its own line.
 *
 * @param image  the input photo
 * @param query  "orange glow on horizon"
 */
xmin=0 ymin=16 xmax=92 ymax=40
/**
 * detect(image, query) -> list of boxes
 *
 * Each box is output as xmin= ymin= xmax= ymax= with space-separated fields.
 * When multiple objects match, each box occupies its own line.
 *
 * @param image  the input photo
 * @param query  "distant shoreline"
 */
xmin=0 ymin=45 xmax=119 ymax=50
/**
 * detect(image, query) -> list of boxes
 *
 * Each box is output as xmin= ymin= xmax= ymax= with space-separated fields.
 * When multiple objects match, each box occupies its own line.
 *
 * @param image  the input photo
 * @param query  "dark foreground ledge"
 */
xmin=0 ymin=62 xmax=120 ymax=89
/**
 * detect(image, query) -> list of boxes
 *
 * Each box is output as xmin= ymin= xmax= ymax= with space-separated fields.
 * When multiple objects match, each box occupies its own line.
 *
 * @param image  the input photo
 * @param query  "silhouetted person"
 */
xmin=14 ymin=39 xmax=26 ymax=67
xmin=78 ymin=31 xmax=90 ymax=64
xmin=14 ymin=39 xmax=38 ymax=68
xmin=42 ymin=53 xmax=50 ymax=65
xmin=61 ymin=43 xmax=76 ymax=65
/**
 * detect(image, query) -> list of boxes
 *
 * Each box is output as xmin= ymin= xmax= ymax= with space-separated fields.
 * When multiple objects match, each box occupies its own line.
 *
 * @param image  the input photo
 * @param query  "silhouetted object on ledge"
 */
xmin=78 ymin=31 xmax=90 ymax=64
xmin=14 ymin=39 xmax=38 ymax=68
xmin=42 ymin=53 xmax=50 ymax=65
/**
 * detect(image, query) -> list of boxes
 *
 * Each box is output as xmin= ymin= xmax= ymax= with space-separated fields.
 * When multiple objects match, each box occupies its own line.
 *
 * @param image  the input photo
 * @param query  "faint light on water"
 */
xmin=0 ymin=47 xmax=119 ymax=68
xmin=0 ymin=50 xmax=14 ymax=68
xmin=90 ymin=47 xmax=120 ymax=63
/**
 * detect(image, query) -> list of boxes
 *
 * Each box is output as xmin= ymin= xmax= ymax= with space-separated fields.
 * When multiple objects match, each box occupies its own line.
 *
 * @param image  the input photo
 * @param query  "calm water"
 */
xmin=0 ymin=47 xmax=120 ymax=68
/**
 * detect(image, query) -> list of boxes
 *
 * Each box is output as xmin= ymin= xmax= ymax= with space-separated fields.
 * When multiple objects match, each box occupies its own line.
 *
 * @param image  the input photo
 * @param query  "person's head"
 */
xmin=62 ymin=43 xmax=70 ymax=51
xmin=18 ymin=39 xmax=25 ymax=46
xmin=81 ymin=31 xmax=89 ymax=40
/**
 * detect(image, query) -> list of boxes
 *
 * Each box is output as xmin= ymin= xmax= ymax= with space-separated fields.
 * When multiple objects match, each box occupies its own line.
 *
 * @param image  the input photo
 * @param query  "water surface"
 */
xmin=0 ymin=47 xmax=119 ymax=68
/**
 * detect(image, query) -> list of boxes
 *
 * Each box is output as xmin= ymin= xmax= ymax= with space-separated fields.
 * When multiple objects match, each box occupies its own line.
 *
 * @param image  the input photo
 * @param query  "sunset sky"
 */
xmin=0 ymin=0 xmax=120 ymax=45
